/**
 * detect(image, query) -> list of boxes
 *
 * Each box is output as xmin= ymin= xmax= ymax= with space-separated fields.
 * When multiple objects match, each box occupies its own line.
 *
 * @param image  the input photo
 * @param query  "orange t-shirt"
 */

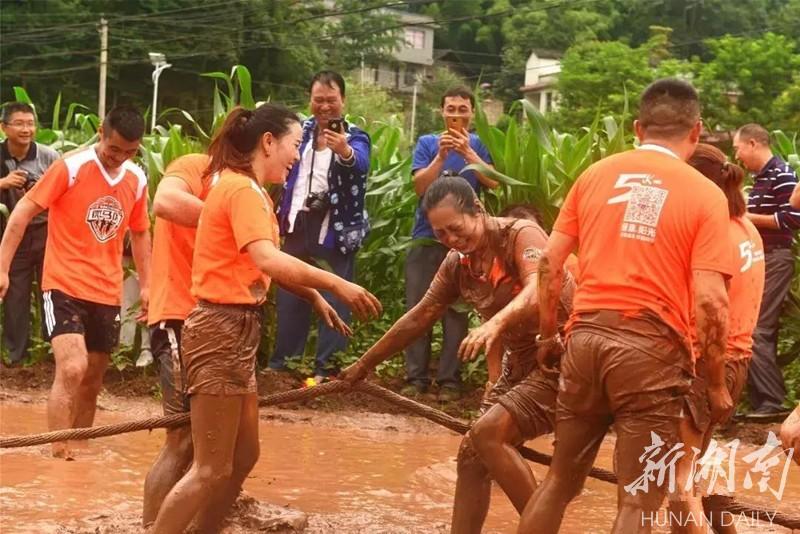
xmin=27 ymin=146 xmax=149 ymax=306
xmin=554 ymin=145 xmax=735 ymax=346
xmin=191 ymin=170 xmax=279 ymax=305
xmin=148 ymin=154 xmax=216 ymax=325
xmin=726 ymin=216 xmax=765 ymax=359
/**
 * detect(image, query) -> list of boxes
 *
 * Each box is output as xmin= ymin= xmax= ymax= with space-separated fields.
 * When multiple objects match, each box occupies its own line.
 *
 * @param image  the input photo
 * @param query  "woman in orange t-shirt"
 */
xmin=670 ymin=143 xmax=767 ymax=530
xmin=151 ymin=104 xmax=381 ymax=534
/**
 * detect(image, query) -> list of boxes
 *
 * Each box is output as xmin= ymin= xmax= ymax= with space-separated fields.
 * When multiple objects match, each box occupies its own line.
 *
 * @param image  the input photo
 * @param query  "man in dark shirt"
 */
xmin=0 ymin=102 xmax=59 ymax=364
xmin=733 ymin=123 xmax=799 ymax=416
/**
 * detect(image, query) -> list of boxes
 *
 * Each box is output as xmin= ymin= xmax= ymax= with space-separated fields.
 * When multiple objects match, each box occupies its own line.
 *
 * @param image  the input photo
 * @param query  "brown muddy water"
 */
xmin=1 ymin=398 xmax=798 ymax=533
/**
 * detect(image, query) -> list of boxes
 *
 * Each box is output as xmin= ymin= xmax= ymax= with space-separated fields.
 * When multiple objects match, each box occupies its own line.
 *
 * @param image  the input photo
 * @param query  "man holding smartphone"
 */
xmin=405 ymin=86 xmax=497 ymax=400
xmin=0 ymin=102 xmax=59 ymax=364
xmin=272 ymin=70 xmax=372 ymax=381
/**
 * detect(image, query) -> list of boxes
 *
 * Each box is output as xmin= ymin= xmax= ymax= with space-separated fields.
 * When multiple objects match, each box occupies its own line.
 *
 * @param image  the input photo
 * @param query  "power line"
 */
xmin=1 ymin=0 xmax=250 ymax=40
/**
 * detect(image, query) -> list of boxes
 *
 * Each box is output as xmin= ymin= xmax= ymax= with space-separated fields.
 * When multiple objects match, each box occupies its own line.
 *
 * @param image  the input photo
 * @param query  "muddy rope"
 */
xmin=1 ymin=380 xmax=798 ymax=530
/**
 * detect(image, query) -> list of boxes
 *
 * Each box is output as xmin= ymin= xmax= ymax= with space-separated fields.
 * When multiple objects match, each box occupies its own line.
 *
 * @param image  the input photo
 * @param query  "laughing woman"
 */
xmin=152 ymin=104 xmax=381 ymax=533
xmin=340 ymin=175 xmax=575 ymax=534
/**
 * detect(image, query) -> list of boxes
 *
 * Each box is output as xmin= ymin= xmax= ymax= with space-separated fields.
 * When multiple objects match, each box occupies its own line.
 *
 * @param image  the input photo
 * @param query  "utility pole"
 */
xmin=410 ymin=73 xmax=421 ymax=142
xmin=98 ymin=17 xmax=108 ymax=121
xmin=149 ymin=53 xmax=172 ymax=132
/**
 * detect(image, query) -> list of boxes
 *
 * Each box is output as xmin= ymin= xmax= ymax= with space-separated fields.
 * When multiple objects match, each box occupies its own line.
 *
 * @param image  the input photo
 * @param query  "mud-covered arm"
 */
xmin=458 ymin=226 xmax=545 ymax=361
xmin=537 ymin=231 xmax=576 ymax=340
xmin=693 ymin=269 xmax=732 ymax=423
xmin=340 ymin=253 xmax=461 ymax=382
xmin=348 ymin=299 xmax=449 ymax=376
xmin=276 ymin=282 xmax=351 ymax=337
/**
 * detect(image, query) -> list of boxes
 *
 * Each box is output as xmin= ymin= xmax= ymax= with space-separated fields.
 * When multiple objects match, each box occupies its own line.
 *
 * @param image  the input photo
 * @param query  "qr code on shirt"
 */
xmin=622 ymin=185 xmax=668 ymax=227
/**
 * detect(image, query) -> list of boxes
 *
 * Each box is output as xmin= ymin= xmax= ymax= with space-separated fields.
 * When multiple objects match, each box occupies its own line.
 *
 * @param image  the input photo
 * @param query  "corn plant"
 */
xmin=468 ymin=98 xmax=631 ymax=228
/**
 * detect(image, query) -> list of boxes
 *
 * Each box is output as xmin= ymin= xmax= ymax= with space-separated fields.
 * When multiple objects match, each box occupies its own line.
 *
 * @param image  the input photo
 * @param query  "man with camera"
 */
xmin=272 ymin=70 xmax=371 ymax=380
xmin=404 ymin=86 xmax=497 ymax=401
xmin=0 ymin=102 xmax=59 ymax=364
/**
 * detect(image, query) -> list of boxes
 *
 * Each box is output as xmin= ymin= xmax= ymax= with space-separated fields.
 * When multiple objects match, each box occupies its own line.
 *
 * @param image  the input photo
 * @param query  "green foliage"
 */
xmin=470 ymin=98 xmax=631 ymax=227
xmin=0 ymin=0 xmax=405 ymax=126
xmin=695 ymin=33 xmax=800 ymax=130
xmin=6 ymin=71 xmax=800 ymax=396
xmin=554 ymin=40 xmax=651 ymax=133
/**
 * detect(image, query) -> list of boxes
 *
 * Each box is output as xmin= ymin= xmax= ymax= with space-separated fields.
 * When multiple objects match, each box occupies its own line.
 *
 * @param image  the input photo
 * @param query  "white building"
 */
xmin=362 ymin=11 xmax=435 ymax=92
xmin=520 ymin=50 xmax=561 ymax=113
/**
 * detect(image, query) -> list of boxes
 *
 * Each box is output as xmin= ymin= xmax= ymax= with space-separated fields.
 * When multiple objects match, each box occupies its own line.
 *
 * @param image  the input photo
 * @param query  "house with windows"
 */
xmin=520 ymin=50 xmax=562 ymax=113
xmin=362 ymin=11 xmax=435 ymax=92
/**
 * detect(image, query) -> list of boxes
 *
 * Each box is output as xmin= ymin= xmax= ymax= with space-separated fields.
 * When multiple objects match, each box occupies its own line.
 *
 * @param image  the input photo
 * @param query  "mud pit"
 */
xmin=1 ymin=388 xmax=798 ymax=533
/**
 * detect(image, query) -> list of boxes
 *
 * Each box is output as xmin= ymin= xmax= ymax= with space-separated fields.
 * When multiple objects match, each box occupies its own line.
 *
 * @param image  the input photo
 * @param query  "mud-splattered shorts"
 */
xmin=150 ymin=320 xmax=189 ymax=415
xmin=481 ymin=354 xmax=558 ymax=439
xmin=181 ymin=301 xmax=263 ymax=396
xmin=556 ymin=310 xmax=692 ymax=508
xmin=684 ymin=356 xmax=749 ymax=434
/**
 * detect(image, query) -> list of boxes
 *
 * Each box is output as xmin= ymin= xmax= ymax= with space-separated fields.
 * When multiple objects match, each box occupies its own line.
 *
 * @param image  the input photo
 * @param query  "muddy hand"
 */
xmin=338 ymin=361 xmax=369 ymax=384
xmin=458 ymin=322 xmax=500 ymax=362
xmin=707 ymin=383 xmax=734 ymax=425
xmin=779 ymin=407 xmax=800 ymax=465
xmin=313 ymin=297 xmax=353 ymax=337
xmin=334 ymin=281 xmax=382 ymax=321
xmin=536 ymin=342 xmax=563 ymax=376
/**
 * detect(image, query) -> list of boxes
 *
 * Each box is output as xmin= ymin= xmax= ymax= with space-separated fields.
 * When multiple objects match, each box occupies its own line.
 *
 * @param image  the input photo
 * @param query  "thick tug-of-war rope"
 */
xmin=1 ymin=380 xmax=798 ymax=530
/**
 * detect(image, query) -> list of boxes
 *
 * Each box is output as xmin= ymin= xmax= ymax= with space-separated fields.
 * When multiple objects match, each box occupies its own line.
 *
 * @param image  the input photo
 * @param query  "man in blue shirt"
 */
xmin=405 ymin=86 xmax=497 ymax=400
xmin=734 ymin=123 xmax=800 ymax=417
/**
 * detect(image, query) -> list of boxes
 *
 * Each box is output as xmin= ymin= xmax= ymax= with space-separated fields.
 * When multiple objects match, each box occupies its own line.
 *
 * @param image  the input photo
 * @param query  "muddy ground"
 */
xmin=0 ymin=361 xmax=790 ymax=533
xmin=0 ymin=360 xmax=783 ymax=445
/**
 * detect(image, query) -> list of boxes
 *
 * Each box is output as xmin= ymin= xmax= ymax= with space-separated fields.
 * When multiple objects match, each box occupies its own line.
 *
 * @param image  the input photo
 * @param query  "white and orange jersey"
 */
xmin=26 ymin=145 xmax=149 ymax=306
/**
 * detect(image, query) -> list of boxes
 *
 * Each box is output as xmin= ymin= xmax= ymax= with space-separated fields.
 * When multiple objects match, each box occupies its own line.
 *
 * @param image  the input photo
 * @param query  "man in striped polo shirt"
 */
xmin=733 ymin=123 xmax=799 ymax=417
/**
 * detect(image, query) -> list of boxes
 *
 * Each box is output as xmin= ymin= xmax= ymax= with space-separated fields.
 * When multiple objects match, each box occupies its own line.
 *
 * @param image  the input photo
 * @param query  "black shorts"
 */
xmin=150 ymin=320 xmax=190 ymax=416
xmin=42 ymin=289 xmax=121 ymax=353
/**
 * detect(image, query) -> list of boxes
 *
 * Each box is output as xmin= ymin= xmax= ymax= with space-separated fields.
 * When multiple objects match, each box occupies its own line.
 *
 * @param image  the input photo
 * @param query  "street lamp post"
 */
xmin=149 ymin=52 xmax=172 ymax=131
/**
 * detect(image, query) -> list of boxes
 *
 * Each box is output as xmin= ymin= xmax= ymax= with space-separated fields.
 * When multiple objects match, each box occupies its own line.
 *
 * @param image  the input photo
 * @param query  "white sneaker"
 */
xmin=135 ymin=350 xmax=154 ymax=368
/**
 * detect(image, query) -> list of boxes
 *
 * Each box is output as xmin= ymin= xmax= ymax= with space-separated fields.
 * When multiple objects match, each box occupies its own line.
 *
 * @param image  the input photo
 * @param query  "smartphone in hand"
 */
xmin=445 ymin=115 xmax=468 ymax=133
xmin=328 ymin=118 xmax=346 ymax=134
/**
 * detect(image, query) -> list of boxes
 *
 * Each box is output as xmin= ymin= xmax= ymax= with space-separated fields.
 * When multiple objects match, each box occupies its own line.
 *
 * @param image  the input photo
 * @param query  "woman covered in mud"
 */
xmin=340 ymin=175 xmax=574 ymax=534
xmin=150 ymin=104 xmax=381 ymax=533
xmin=669 ymin=143 xmax=766 ymax=532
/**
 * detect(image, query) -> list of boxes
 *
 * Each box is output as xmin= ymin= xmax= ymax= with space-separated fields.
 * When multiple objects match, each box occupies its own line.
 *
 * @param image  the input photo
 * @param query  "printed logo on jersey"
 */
xmin=609 ymin=173 xmax=668 ymax=243
xmin=738 ymin=240 xmax=765 ymax=272
xmin=86 ymin=195 xmax=125 ymax=243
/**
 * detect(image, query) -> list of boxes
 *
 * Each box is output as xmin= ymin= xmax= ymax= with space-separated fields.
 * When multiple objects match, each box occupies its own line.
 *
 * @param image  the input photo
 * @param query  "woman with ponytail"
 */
xmin=668 ymin=143 xmax=766 ymax=532
xmin=152 ymin=104 xmax=381 ymax=533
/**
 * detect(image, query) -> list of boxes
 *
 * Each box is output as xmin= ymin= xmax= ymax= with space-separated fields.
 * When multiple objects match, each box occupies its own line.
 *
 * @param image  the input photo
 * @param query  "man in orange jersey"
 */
xmin=0 ymin=106 xmax=150 ymax=459
xmin=142 ymin=153 xmax=213 ymax=525
xmin=518 ymin=79 xmax=734 ymax=534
